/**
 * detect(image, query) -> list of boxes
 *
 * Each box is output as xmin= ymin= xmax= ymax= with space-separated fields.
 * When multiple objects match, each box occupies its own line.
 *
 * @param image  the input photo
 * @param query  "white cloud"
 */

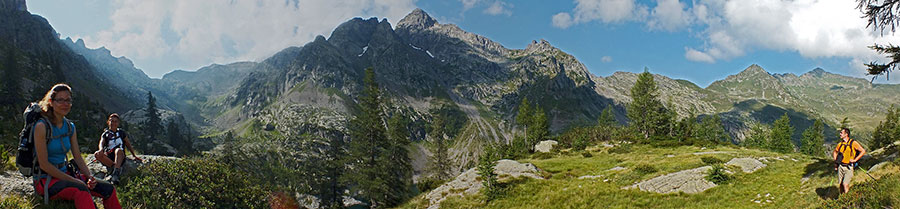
xmin=461 ymin=0 xmax=479 ymax=11
xmin=81 ymin=0 xmax=416 ymax=77
xmin=678 ymin=0 xmax=900 ymax=77
xmin=552 ymin=0 xmax=648 ymax=28
xmin=684 ymin=47 xmax=715 ymax=63
xmin=483 ymin=1 xmax=512 ymax=16
xmin=552 ymin=12 xmax=574 ymax=28
xmin=601 ymin=56 xmax=613 ymax=63
xmin=647 ymin=0 xmax=691 ymax=31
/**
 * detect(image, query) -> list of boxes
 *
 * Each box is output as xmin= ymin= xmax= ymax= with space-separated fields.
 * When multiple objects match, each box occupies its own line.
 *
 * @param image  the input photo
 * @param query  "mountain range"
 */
xmin=2 ymin=5 xmax=900 ymax=172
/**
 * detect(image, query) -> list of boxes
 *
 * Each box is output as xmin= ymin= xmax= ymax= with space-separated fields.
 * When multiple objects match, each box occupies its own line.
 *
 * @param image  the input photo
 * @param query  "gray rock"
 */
xmin=624 ymin=166 xmax=716 ymax=194
xmin=534 ymin=140 xmax=558 ymax=153
xmin=424 ymin=159 xmax=543 ymax=209
xmin=85 ymin=154 xmax=179 ymax=179
xmin=726 ymin=158 xmax=766 ymax=173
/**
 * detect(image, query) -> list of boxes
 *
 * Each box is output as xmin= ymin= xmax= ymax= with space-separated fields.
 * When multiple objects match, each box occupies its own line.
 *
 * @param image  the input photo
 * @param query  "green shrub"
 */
xmin=705 ymin=164 xmax=732 ymax=185
xmin=581 ymin=151 xmax=593 ymax=158
xmin=608 ymin=144 xmax=632 ymax=154
xmin=0 ymin=196 xmax=31 ymax=209
xmin=119 ymin=157 xmax=268 ymax=209
xmin=700 ymin=156 xmax=724 ymax=165
xmin=634 ymin=164 xmax=657 ymax=175
xmin=820 ymin=174 xmax=900 ymax=208
xmin=416 ymin=177 xmax=447 ymax=193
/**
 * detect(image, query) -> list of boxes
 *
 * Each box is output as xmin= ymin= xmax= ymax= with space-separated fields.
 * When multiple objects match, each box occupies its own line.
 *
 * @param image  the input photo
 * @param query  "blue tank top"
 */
xmin=35 ymin=118 xmax=74 ymax=179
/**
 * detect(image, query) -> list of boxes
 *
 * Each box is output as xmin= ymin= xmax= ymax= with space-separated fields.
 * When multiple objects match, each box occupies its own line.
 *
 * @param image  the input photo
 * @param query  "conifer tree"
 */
xmin=385 ymin=114 xmax=413 ymax=206
xmin=320 ymin=131 xmax=346 ymax=209
xmin=769 ymin=113 xmax=795 ymax=153
xmin=145 ymin=92 xmax=163 ymax=143
xmin=801 ymin=120 xmax=825 ymax=156
xmin=429 ymin=115 xmax=453 ymax=181
xmin=627 ymin=69 xmax=672 ymax=139
xmin=873 ymin=105 xmax=900 ymax=150
xmin=345 ymin=67 xmax=391 ymax=208
xmin=697 ymin=115 xmax=730 ymax=144
xmin=598 ymin=105 xmax=617 ymax=127
xmin=743 ymin=122 xmax=770 ymax=149
xmin=528 ymin=106 xmax=549 ymax=151
xmin=477 ymin=145 xmax=499 ymax=202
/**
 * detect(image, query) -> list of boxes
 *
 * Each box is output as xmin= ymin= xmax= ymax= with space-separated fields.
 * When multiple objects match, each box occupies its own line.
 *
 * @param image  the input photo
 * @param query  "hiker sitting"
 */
xmin=32 ymin=84 xmax=122 ymax=209
xmin=832 ymin=127 xmax=866 ymax=195
xmin=93 ymin=113 xmax=142 ymax=184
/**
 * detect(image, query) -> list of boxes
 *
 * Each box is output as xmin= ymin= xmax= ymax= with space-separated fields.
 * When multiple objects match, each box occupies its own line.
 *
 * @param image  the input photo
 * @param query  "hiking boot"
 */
xmin=110 ymin=168 xmax=120 ymax=184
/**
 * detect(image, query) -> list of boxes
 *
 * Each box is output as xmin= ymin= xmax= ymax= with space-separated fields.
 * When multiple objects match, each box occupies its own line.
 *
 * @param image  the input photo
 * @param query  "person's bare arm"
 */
xmin=123 ymin=136 xmax=142 ymax=162
xmin=98 ymin=134 xmax=107 ymax=152
xmin=852 ymin=142 xmax=866 ymax=163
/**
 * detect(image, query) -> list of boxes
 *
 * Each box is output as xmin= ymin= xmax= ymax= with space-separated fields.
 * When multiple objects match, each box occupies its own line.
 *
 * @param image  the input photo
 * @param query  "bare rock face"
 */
xmin=624 ymin=166 xmax=716 ymax=194
xmin=726 ymin=157 xmax=766 ymax=173
xmin=424 ymin=159 xmax=543 ymax=209
xmin=534 ymin=140 xmax=558 ymax=153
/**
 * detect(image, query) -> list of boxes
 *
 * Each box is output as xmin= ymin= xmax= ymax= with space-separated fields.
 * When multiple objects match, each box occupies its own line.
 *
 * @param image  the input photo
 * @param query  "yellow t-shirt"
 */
xmin=834 ymin=139 xmax=862 ymax=164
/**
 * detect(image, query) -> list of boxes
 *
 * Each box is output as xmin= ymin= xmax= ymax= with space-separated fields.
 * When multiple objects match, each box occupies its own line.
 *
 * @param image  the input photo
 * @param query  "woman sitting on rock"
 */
xmin=33 ymin=83 xmax=121 ymax=209
xmin=94 ymin=113 xmax=142 ymax=184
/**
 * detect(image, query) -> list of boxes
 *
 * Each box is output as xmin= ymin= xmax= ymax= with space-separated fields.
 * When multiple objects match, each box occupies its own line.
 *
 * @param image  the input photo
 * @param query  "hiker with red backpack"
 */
xmin=27 ymin=84 xmax=121 ymax=209
xmin=832 ymin=127 xmax=866 ymax=195
xmin=93 ymin=113 xmax=142 ymax=185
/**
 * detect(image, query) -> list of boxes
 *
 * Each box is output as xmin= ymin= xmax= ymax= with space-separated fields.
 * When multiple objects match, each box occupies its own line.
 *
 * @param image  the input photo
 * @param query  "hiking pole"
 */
xmin=857 ymin=165 xmax=876 ymax=181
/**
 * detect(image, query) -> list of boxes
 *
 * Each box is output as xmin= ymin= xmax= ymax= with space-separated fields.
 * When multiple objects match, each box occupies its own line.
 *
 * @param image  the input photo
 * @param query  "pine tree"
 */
xmin=429 ymin=127 xmax=452 ymax=181
xmin=384 ymin=114 xmax=413 ymax=206
xmin=697 ymin=115 xmax=730 ymax=144
xmin=166 ymin=120 xmax=185 ymax=155
xmin=345 ymin=67 xmax=392 ymax=208
xmin=769 ymin=113 xmax=795 ymax=153
xmin=598 ymin=105 xmax=617 ymax=127
xmin=528 ymin=106 xmax=549 ymax=152
xmin=873 ymin=105 xmax=900 ymax=150
xmin=743 ymin=122 xmax=770 ymax=149
xmin=675 ymin=111 xmax=697 ymax=141
xmin=627 ymin=69 xmax=672 ymax=139
xmin=800 ymin=120 xmax=825 ymax=156
xmin=477 ymin=144 xmax=500 ymax=202
xmin=516 ymin=97 xmax=532 ymax=148
xmin=145 ymin=92 xmax=163 ymax=143
xmin=320 ymin=131 xmax=346 ymax=209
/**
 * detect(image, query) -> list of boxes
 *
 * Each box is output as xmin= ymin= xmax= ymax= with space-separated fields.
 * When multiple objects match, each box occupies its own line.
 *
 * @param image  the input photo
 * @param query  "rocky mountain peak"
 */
xmin=525 ymin=39 xmax=555 ymax=53
xmin=734 ymin=64 xmax=771 ymax=79
xmin=397 ymin=8 xmax=437 ymax=31
xmin=804 ymin=67 xmax=827 ymax=77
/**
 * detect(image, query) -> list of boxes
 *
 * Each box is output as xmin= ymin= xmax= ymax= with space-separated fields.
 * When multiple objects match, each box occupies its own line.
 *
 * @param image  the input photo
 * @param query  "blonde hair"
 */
xmin=38 ymin=83 xmax=72 ymax=123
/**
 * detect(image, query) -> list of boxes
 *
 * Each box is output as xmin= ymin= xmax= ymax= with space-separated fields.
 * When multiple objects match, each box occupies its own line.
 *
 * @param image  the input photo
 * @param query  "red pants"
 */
xmin=34 ymin=174 xmax=121 ymax=209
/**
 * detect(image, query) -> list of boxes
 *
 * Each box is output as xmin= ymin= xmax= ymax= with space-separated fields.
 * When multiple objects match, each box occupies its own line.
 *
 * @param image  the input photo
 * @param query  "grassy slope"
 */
xmin=400 ymin=144 xmax=900 ymax=209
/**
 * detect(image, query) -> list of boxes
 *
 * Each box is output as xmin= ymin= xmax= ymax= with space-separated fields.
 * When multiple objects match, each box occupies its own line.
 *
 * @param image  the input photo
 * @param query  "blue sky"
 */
xmin=27 ymin=0 xmax=900 ymax=86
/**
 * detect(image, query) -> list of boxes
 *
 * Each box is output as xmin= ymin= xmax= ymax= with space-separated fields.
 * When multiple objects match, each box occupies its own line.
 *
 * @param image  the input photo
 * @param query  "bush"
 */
xmin=0 ymin=196 xmax=31 ymax=209
xmin=705 ymin=164 xmax=732 ymax=185
xmin=416 ymin=177 xmax=447 ymax=193
xmin=581 ymin=151 xmax=593 ymax=158
xmin=119 ymin=157 xmax=269 ymax=209
xmin=634 ymin=164 xmax=657 ymax=175
xmin=701 ymin=156 xmax=724 ymax=165
xmin=608 ymin=144 xmax=632 ymax=154
xmin=820 ymin=174 xmax=900 ymax=208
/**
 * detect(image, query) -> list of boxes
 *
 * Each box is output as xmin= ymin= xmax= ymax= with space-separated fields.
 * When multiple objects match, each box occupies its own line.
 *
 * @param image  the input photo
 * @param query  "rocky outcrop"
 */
xmin=624 ymin=166 xmax=716 ymax=194
xmin=424 ymin=159 xmax=543 ymax=209
xmin=726 ymin=157 xmax=766 ymax=173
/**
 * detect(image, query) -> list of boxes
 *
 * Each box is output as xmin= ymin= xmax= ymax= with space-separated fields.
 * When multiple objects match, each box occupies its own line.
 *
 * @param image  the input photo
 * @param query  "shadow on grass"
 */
xmin=803 ymin=158 xmax=835 ymax=179
xmin=815 ymin=186 xmax=839 ymax=200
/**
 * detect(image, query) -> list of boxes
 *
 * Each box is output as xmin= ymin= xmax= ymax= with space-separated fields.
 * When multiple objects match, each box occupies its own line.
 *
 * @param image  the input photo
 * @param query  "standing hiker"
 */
xmin=32 ymin=83 xmax=122 ymax=209
xmin=832 ymin=127 xmax=866 ymax=194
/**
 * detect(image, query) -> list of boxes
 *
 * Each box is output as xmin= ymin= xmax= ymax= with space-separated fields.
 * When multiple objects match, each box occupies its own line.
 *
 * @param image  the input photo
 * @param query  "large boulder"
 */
xmin=84 ymin=154 xmax=179 ymax=179
xmin=534 ymin=140 xmax=558 ymax=153
xmin=726 ymin=157 xmax=766 ymax=173
xmin=624 ymin=166 xmax=716 ymax=194
xmin=424 ymin=159 xmax=543 ymax=209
